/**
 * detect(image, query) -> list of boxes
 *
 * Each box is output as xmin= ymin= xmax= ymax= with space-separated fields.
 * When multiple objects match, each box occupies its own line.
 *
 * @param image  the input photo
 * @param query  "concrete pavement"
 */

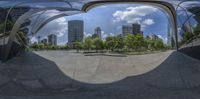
xmin=0 ymin=50 xmax=200 ymax=99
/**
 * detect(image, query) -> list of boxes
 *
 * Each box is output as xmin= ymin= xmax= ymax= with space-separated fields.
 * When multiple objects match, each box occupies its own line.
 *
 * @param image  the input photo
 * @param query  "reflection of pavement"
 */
xmin=34 ymin=50 xmax=172 ymax=84
xmin=0 ymin=50 xmax=200 ymax=98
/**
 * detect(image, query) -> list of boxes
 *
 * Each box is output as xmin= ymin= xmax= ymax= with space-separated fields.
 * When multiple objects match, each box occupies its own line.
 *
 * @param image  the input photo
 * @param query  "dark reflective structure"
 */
xmin=175 ymin=1 xmax=200 ymax=60
xmin=0 ymin=0 xmax=200 ymax=98
xmin=0 ymin=1 xmax=80 ymax=61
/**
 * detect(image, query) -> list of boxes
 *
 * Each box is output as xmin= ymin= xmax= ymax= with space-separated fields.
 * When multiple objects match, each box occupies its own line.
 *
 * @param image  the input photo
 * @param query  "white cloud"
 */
xmin=113 ymin=5 xmax=157 ymax=30
xmin=84 ymin=32 xmax=92 ymax=38
xmin=102 ymin=31 xmax=108 ymax=40
xmin=142 ymin=19 xmax=155 ymax=25
xmin=30 ymin=37 xmax=38 ymax=43
xmin=157 ymin=35 xmax=167 ymax=44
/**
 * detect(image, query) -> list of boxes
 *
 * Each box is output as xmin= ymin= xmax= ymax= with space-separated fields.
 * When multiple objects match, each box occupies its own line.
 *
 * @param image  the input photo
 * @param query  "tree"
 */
xmin=124 ymin=34 xmax=135 ymax=51
xmin=93 ymin=37 xmax=104 ymax=52
xmin=114 ymin=35 xmax=124 ymax=51
xmin=83 ymin=37 xmax=93 ymax=50
xmin=183 ymin=32 xmax=193 ymax=42
xmin=194 ymin=24 xmax=200 ymax=36
xmin=154 ymin=39 xmax=164 ymax=50
xmin=134 ymin=34 xmax=144 ymax=50
xmin=73 ymin=41 xmax=82 ymax=52
xmin=105 ymin=36 xmax=116 ymax=51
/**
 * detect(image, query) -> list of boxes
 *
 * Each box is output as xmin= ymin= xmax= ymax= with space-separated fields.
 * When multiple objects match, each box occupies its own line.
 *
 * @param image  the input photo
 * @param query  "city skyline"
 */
xmin=30 ymin=4 xmax=171 ymax=45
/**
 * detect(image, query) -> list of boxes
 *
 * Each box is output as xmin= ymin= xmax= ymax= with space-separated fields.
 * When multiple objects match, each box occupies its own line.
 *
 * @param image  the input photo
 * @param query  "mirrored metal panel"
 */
xmin=175 ymin=0 xmax=200 ymax=60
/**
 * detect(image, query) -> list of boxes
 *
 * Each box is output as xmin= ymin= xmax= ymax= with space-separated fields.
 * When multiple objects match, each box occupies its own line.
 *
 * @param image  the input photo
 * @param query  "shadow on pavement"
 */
xmin=0 ymin=51 xmax=200 ymax=99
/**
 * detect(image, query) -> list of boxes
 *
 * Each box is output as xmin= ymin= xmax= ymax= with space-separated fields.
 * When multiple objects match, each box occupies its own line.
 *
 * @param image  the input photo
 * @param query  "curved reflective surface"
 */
xmin=175 ymin=1 xmax=200 ymax=60
xmin=0 ymin=0 xmax=200 ymax=98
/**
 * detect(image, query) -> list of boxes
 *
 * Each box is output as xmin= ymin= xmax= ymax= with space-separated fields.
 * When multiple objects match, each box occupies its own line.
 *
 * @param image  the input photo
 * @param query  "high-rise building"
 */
xmin=95 ymin=27 xmax=101 ymax=38
xmin=122 ymin=24 xmax=142 ymax=36
xmin=132 ymin=23 xmax=141 ymax=35
xmin=48 ymin=34 xmax=57 ymax=45
xmin=68 ymin=20 xmax=84 ymax=45
xmin=92 ymin=27 xmax=102 ymax=38
xmin=122 ymin=25 xmax=132 ymax=36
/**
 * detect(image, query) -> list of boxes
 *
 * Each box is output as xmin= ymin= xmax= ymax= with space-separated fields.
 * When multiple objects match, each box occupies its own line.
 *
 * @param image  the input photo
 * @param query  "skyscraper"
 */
xmin=68 ymin=20 xmax=84 ymax=45
xmin=95 ymin=27 xmax=101 ymax=38
xmin=122 ymin=25 xmax=132 ymax=36
xmin=48 ymin=34 xmax=57 ymax=45
xmin=132 ymin=23 xmax=141 ymax=35
xmin=92 ymin=27 xmax=102 ymax=38
xmin=122 ymin=24 xmax=142 ymax=36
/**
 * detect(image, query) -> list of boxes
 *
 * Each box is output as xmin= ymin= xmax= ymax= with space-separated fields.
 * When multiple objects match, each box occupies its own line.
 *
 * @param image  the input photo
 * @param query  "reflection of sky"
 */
xmin=32 ymin=4 xmax=169 ymax=45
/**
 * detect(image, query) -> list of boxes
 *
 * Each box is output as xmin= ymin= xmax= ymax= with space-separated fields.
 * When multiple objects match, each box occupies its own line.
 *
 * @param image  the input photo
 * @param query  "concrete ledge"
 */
xmin=84 ymin=53 xmax=127 ymax=57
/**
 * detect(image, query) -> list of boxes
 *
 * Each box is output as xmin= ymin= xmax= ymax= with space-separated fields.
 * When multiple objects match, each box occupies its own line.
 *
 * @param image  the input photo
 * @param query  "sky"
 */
xmin=30 ymin=4 xmax=170 ymax=45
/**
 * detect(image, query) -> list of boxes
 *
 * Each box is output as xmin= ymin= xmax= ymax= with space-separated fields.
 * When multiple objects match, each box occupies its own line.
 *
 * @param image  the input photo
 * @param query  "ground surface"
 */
xmin=0 ymin=50 xmax=200 ymax=99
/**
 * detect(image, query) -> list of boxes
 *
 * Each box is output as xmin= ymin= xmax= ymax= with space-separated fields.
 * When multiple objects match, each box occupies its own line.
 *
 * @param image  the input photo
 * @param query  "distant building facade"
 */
xmin=122 ymin=25 xmax=132 ymax=36
xmin=48 ymin=34 xmax=57 ymax=45
xmin=122 ymin=23 xmax=142 ymax=36
xmin=92 ymin=27 xmax=102 ymax=38
xmin=68 ymin=20 xmax=84 ymax=45
xmin=132 ymin=23 xmax=141 ymax=35
xmin=95 ymin=27 xmax=101 ymax=38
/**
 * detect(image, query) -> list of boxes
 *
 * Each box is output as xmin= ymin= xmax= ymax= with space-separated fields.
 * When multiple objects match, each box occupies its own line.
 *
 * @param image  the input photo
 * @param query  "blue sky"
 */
xmin=31 ymin=4 xmax=170 ymax=45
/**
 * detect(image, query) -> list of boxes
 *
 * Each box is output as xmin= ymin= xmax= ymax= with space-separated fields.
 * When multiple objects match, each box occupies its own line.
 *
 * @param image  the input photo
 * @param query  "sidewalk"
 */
xmin=0 ymin=51 xmax=200 ymax=99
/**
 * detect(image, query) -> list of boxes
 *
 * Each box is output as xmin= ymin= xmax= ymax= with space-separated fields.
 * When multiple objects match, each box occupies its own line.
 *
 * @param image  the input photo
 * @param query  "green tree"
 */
xmin=183 ymin=32 xmax=193 ymax=42
xmin=124 ymin=34 xmax=135 ymax=51
xmin=134 ymin=34 xmax=144 ymax=50
xmin=93 ymin=37 xmax=104 ymax=52
xmin=83 ymin=37 xmax=93 ymax=50
xmin=105 ymin=36 xmax=116 ymax=51
xmin=154 ymin=39 xmax=164 ymax=50
xmin=114 ymin=35 xmax=124 ymax=51
xmin=73 ymin=41 xmax=82 ymax=52
xmin=194 ymin=24 xmax=200 ymax=36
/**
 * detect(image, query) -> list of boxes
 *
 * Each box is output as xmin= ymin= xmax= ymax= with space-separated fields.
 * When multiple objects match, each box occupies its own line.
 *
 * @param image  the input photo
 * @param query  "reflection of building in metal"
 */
xmin=9 ymin=6 xmax=30 ymax=22
xmin=41 ymin=39 xmax=48 ymax=44
xmin=92 ymin=27 xmax=101 ymax=38
xmin=48 ymin=34 xmax=57 ymax=45
xmin=122 ymin=24 xmax=142 ymax=36
xmin=68 ymin=20 xmax=84 ymax=45
xmin=0 ymin=8 xmax=7 ymax=24
xmin=122 ymin=25 xmax=132 ymax=36
xmin=0 ymin=7 xmax=31 ymax=59
xmin=188 ymin=7 xmax=200 ymax=23
xmin=182 ymin=23 xmax=194 ymax=33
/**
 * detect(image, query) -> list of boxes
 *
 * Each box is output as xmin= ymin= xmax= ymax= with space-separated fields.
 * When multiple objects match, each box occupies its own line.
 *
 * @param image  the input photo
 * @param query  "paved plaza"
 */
xmin=0 ymin=50 xmax=200 ymax=99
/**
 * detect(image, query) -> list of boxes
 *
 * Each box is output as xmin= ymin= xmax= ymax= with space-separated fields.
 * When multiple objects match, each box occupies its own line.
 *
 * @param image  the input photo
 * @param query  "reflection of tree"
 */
xmin=194 ymin=24 xmax=200 ymax=36
xmin=0 ymin=20 xmax=14 ymax=36
xmin=181 ymin=24 xmax=200 ymax=45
